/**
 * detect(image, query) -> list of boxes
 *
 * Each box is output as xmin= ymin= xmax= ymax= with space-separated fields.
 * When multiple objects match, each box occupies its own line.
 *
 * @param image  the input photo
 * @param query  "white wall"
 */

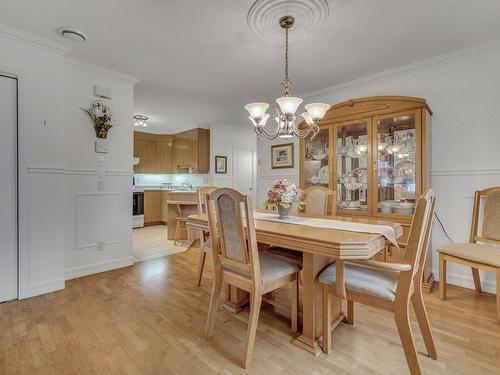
xmin=0 ymin=29 xmax=67 ymax=298
xmin=257 ymin=42 xmax=500 ymax=292
xmin=0 ymin=25 xmax=137 ymax=297
xmin=210 ymin=124 xmax=257 ymax=195
xmin=63 ymin=60 xmax=136 ymax=280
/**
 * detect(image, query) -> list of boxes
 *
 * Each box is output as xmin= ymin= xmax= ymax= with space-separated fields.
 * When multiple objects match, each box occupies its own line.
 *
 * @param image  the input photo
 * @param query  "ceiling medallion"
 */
xmin=245 ymin=15 xmax=330 ymax=140
xmin=248 ymin=0 xmax=330 ymax=41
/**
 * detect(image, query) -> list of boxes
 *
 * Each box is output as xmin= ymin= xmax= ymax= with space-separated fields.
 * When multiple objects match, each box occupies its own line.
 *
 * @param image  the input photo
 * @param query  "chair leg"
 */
xmin=496 ymin=269 xmax=500 ymax=321
xmin=205 ymin=271 xmax=223 ymax=339
xmin=174 ymin=220 xmax=181 ymax=246
xmin=242 ymin=292 xmax=262 ymax=369
xmin=195 ymin=248 xmax=206 ymax=287
xmin=472 ymin=267 xmax=482 ymax=293
xmin=411 ymin=291 xmax=437 ymax=360
xmin=344 ymin=300 xmax=354 ymax=325
xmin=394 ymin=301 xmax=421 ymax=375
xmin=291 ymin=276 xmax=299 ymax=333
xmin=439 ymin=253 xmax=446 ymax=300
xmin=322 ymin=284 xmax=332 ymax=354
xmin=186 ymin=225 xmax=191 ymax=244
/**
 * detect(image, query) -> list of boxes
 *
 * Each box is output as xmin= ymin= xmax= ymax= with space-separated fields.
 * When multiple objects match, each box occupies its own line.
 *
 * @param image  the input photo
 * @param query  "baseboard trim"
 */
xmin=19 ymin=278 xmax=65 ymax=299
xmin=65 ymin=256 xmax=135 ymax=281
xmin=432 ymin=267 xmax=496 ymax=293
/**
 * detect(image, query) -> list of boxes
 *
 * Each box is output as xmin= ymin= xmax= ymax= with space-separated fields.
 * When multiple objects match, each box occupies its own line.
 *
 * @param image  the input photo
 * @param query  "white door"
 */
xmin=233 ymin=148 xmax=255 ymax=202
xmin=0 ymin=75 xmax=18 ymax=302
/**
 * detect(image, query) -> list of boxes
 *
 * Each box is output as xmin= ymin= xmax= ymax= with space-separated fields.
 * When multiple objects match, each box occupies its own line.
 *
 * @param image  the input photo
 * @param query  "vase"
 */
xmin=94 ymin=124 xmax=111 ymax=139
xmin=278 ymin=206 xmax=291 ymax=220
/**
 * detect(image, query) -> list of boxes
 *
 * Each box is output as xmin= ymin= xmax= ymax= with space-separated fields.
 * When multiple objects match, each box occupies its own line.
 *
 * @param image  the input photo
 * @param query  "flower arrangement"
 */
xmin=81 ymin=100 xmax=113 ymax=139
xmin=265 ymin=179 xmax=305 ymax=209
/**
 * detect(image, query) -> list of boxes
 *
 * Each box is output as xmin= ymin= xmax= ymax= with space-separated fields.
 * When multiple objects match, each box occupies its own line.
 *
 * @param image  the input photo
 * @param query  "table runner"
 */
xmin=253 ymin=212 xmax=402 ymax=248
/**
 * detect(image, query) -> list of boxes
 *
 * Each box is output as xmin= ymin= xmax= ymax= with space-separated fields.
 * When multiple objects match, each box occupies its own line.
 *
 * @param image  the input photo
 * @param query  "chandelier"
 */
xmin=134 ymin=114 xmax=148 ymax=127
xmin=245 ymin=16 xmax=330 ymax=140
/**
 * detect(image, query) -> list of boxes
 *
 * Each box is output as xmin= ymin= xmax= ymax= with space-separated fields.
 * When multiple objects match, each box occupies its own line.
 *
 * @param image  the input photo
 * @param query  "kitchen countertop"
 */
xmin=134 ymin=186 xmax=198 ymax=193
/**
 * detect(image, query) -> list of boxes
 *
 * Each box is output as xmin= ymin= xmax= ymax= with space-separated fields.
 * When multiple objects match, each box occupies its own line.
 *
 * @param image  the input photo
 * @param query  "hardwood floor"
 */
xmin=1 ymin=247 xmax=499 ymax=374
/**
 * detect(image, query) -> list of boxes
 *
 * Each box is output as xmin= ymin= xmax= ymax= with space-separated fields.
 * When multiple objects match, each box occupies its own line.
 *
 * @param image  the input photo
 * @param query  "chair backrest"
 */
xmin=396 ymin=189 xmax=436 ymax=300
xmin=304 ymin=186 xmax=336 ymax=216
xmin=207 ymin=188 xmax=260 ymax=282
xmin=470 ymin=187 xmax=500 ymax=244
xmin=197 ymin=186 xmax=219 ymax=215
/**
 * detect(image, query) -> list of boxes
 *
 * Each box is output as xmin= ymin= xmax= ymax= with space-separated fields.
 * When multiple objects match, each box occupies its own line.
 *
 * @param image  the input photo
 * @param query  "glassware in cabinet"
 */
xmin=335 ymin=120 xmax=370 ymax=214
xmin=303 ymin=127 xmax=330 ymax=188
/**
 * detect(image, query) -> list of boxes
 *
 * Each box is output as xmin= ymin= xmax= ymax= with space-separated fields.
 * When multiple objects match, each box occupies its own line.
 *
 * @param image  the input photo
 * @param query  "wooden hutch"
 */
xmin=299 ymin=96 xmax=434 ymax=292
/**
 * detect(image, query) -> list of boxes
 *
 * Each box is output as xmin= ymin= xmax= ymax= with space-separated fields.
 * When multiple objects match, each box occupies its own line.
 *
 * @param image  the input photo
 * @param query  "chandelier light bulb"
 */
xmin=244 ymin=102 xmax=269 ymax=118
xmin=305 ymin=103 xmax=330 ymax=121
xmin=301 ymin=112 xmax=313 ymax=126
xmin=276 ymin=96 xmax=303 ymax=115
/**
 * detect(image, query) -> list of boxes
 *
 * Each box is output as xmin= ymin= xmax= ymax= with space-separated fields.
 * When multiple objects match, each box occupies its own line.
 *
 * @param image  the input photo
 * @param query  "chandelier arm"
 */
xmin=255 ymin=123 xmax=281 ymax=140
xmin=291 ymin=120 xmax=318 ymax=139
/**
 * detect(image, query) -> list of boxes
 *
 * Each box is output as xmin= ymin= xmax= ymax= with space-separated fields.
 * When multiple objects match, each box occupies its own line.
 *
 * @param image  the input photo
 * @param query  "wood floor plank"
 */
xmin=1 ymin=246 xmax=500 ymax=374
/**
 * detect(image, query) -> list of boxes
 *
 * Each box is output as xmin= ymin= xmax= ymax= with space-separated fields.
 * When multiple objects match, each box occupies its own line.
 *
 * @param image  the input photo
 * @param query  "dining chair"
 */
xmin=319 ymin=190 xmax=437 ymax=375
xmin=173 ymin=203 xmax=192 ymax=246
xmin=194 ymin=185 xmax=219 ymax=286
xmin=267 ymin=186 xmax=336 ymax=265
xmin=438 ymin=186 xmax=500 ymax=321
xmin=205 ymin=188 xmax=301 ymax=368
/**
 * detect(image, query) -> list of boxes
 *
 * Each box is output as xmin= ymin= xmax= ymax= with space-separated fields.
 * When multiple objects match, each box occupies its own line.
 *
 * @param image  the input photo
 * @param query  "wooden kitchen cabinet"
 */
xmin=144 ymin=190 xmax=162 ymax=225
xmin=134 ymin=128 xmax=209 ymax=174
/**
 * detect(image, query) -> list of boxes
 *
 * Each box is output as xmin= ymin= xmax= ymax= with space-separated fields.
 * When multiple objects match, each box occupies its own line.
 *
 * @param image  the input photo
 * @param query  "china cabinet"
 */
xmin=300 ymin=96 xmax=433 ymax=291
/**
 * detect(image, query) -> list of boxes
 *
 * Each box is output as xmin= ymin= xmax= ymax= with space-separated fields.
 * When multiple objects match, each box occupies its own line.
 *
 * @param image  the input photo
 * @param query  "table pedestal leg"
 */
xmin=222 ymin=284 xmax=249 ymax=313
xmin=292 ymin=253 xmax=333 ymax=356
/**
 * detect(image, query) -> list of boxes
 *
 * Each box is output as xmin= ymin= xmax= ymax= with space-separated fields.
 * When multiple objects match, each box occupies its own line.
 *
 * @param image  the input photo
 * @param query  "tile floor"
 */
xmin=132 ymin=225 xmax=188 ymax=262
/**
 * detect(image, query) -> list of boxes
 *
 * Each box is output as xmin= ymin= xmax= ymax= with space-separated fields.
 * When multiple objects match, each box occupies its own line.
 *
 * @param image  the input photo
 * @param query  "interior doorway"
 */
xmin=233 ymin=147 xmax=255 ymax=204
xmin=0 ymin=74 xmax=18 ymax=302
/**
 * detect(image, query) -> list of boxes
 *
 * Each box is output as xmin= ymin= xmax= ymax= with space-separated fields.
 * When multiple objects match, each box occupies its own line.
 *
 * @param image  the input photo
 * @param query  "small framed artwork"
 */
xmin=215 ymin=155 xmax=227 ymax=174
xmin=271 ymin=143 xmax=294 ymax=169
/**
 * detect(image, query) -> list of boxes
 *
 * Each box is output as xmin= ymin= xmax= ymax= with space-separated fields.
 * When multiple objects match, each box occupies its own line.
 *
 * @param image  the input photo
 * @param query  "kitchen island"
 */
xmin=142 ymin=188 xmax=198 ymax=241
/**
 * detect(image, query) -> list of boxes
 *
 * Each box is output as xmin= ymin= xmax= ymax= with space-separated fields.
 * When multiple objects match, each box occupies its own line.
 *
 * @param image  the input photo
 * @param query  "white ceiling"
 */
xmin=1 ymin=0 xmax=500 ymax=133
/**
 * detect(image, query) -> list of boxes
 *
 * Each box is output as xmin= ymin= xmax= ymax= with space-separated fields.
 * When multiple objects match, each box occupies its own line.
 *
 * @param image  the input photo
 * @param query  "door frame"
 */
xmin=232 ymin=147 xmax=256 ymax=204
xmin=1 ymin=65 xmax=28 ymax=300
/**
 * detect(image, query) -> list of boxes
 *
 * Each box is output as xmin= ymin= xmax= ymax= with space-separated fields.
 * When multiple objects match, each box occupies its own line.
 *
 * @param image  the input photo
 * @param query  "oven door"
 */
xmin=133 ymin=192 xmax=144 ymax=216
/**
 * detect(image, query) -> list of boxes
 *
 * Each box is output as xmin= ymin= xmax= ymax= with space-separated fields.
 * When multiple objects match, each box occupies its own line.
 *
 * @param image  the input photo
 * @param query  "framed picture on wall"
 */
xmin=271 ymin=143 xmax=294 ymax=169
xmin=215 ymin=155 xmax=227 ymax=174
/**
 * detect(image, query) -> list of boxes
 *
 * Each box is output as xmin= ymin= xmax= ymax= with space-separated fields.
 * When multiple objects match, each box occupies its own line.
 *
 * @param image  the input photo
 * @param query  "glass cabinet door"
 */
xmin=375 ymin=111 xmax=419 ymax=217
xmin=335 ymin=120 xmax=371 ymax=214
xmin=303 ymin=127 xmax=331 ymax=189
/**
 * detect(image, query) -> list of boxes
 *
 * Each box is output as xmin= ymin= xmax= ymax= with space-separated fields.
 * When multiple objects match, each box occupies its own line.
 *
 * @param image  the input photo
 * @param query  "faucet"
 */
xmin=181 ymin=182 xmax=193 ymax=191
xmin=161 ymin=182 xmax=173 ymax=189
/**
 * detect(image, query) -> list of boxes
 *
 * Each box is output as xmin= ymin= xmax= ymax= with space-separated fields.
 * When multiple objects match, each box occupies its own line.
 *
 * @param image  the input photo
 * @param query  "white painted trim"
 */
xmin=65 ymin=256 xmax=135 ymax=281
xmin=64 ymin=58 xmax=139 ymax=85
xmin=430 ymin=169 xmax=500 ymax=176
xmin=0 ymin=22 xmax=72 ymax=56
xmin=302 ymin=39 xmax=500 ymax=100
xmin=19 ymin=278 xmax=65 ymax=300
xmin=27 ymin=166 xmax=133 ymax=176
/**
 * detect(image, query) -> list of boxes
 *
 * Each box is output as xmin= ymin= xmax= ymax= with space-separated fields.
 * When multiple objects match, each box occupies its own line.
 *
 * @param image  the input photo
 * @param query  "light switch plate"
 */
xmin=96 ymin=179 xmax=105 ymax=190
xmin=96 ymin=154 xmax=105 ymax=166
xmin=95 ymin=139 xmax=109 ymax=153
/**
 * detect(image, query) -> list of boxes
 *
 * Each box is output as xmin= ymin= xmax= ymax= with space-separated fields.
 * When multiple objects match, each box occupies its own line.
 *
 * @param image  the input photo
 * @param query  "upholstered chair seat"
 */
xmin=224 ymin=252 xmax=301 ymax=284
xmin=438 ymin=243 xmax=500 ymax=267
xmin=318 ymin=262 xmax=400 ymax=301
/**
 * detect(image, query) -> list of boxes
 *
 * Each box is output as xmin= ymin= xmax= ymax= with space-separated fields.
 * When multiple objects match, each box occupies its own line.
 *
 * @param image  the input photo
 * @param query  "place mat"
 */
xmin=253 ymin=212 xmax=402 ymax=248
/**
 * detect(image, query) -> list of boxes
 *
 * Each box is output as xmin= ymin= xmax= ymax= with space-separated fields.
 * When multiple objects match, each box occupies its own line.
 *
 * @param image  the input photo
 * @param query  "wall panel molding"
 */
xmin=28 ymin=166 xmax=133 ymax=176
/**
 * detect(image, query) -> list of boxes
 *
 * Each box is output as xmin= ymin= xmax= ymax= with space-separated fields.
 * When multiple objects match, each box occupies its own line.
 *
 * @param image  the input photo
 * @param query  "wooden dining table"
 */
xmin=187 ymin=211 xmax=403 ymax=356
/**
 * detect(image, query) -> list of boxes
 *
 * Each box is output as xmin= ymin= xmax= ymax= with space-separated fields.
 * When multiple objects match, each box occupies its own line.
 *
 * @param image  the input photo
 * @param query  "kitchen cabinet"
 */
xmin=144 ymin=190 xmax=162 ymax=225
xmin=134 ymin=128 xmax=209 ymax=174
xmin=171 ymin=128 xmax=210 ymax=174
xmin=299 ymin=96 xmax=433 ymax=292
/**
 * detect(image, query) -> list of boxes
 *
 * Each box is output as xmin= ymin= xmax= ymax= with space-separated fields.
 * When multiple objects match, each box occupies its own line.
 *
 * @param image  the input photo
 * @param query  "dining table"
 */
xmin=186 ymin=210 xmax=403 ymax=356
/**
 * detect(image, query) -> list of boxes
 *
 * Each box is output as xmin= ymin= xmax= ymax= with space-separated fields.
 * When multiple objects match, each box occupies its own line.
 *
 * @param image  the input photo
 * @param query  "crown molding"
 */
xmin=0 ymin=22 xmax=72 ymax=56
xmin=302 ymin=39 xmax=500 ymax=100
xmin=64 ymin=58 xmax=140 ymax=85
